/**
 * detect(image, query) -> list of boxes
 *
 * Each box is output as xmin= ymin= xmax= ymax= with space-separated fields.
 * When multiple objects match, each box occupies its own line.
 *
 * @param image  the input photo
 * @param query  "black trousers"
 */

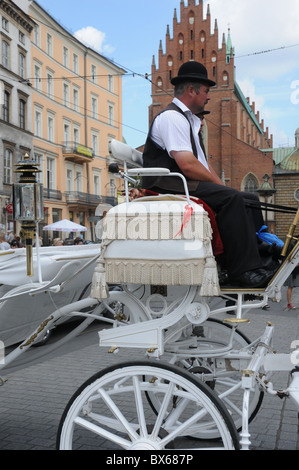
xmin=189 ymin=182 xmax=264 ymax=277
xmin=152 ymin=182 xmax=264 ymax=277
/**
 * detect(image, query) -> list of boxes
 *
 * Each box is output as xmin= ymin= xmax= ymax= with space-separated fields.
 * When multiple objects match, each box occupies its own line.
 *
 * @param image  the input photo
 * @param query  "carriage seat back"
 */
xmin=91 ymin=198 xmax=220 ymax=299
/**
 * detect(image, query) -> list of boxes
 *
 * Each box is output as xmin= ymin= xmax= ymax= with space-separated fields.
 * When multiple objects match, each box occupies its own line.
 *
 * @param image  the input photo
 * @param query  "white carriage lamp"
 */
xmin=13 ymin=152 xmax=44 ymax=276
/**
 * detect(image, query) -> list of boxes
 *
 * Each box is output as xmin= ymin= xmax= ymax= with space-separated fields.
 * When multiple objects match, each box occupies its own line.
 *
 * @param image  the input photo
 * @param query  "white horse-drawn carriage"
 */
xmin=1 ymin=140 xmax=299 ymax=450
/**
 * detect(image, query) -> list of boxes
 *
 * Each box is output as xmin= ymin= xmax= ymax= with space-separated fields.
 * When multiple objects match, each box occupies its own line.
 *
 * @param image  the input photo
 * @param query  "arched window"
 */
xmin=222 ymin=71 xmax=229 ymax=84
xmin=243 ymin=174 xmax=259 ymax=194
xmin=156 ymin=76 xmax=163 ymax=91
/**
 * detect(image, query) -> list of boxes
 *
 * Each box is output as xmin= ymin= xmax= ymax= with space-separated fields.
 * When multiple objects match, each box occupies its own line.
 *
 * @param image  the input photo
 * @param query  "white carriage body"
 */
xmin=0 ymin=244 xmax=100 ymax=346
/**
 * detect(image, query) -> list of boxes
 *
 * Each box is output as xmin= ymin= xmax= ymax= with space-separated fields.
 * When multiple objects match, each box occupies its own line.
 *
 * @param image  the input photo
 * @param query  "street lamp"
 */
xmin=257 ymin=174 xmax=276 ymax=228
xmin=13 ymin=153 xmax=44 ymax=276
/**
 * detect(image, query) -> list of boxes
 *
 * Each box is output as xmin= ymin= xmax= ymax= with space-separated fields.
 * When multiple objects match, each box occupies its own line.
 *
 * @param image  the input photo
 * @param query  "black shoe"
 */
xmin=218 ymin=271 xmax=229 ymax=285
xmin=229 ymin=268 xmax=275 ymax=288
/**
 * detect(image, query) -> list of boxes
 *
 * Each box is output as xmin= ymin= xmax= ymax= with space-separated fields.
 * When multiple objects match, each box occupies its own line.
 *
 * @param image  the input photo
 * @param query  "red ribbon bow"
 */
xmin=174 ymin=204 xmax=193 ymax=238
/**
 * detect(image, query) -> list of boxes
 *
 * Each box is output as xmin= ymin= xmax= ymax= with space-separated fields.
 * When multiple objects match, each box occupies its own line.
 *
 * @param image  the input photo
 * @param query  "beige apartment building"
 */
xmin=28 ymin=1 xmax=125 ymax=242
xmin=0 ymin=0 xmax=35 ymax=233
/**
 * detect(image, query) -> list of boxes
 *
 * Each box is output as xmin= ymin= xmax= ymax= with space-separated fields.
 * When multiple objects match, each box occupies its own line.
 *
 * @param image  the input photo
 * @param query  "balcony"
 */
xmin=62 ymin=142 xmax=94 ymax=164
xmin=65 ymin=192 xmax=117 ymax=208
xmin=44 ymin=188 xmax=62 ymax=200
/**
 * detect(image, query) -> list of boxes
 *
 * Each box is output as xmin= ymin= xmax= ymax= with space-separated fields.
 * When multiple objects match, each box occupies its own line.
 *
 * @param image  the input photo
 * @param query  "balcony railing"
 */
xmin=62 ymin=141 xmax=94 ymax=164
xmin=44 ymin=188 xmax=62 ymax=200
xmin=65 ymin=192 xmax=117 ymax=207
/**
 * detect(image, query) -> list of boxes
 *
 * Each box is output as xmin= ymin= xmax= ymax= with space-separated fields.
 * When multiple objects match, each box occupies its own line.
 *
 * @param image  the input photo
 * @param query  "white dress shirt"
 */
xmin=151 ymin=97 xmax=210 ymax=171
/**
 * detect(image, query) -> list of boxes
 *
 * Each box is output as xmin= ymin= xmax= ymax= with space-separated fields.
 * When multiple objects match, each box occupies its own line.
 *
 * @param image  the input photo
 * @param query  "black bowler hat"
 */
xmin=171 ymin=61 xmax=216 ymax=87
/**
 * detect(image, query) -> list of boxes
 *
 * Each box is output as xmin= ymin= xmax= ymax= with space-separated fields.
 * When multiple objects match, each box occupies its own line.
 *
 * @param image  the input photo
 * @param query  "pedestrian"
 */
xmin=284 ymin=265 xmax=299 ymax=309
xmin=0 ymin=231 xmax=10 ymax=250
xmin=74 ymin=237 xmax=83 ymax=245
xmin=10 ymin=239 xmax=20 ymax=249
xmin=142 ymin=61 xmax=276 ymax=288
xmin=53 ymin=238 xmax=64 ymax=246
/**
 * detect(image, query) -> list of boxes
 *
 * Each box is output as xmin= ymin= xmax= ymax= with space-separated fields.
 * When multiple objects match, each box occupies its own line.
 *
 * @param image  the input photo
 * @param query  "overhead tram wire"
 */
xmin=14 ymin=11 xmax=299 ymax=146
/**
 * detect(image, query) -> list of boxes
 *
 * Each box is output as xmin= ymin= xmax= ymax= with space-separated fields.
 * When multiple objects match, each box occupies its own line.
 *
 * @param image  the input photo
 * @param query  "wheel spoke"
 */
xmin=74 ymin=416 xmax=131 ymax=449
xmin=151 ymin=381 xmax=175 ymax=439
xmin=133 ymin=375 xmax=148 ymax=438
xmin=160 ymin=407 xmax=213 ymax=446
xmin=97 ymin=386 xmax=140 ymax=441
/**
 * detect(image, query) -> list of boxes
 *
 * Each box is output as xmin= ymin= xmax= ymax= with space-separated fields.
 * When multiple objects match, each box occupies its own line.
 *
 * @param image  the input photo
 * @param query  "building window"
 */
xmin=73 ymin=127 xmax=79 ymax=144
xmin=91 ymin=64 xmax=97 ymax=83
xmin=244 ymin=176 xmax=258 ymax=194
xmin=108 ymin=104 xmax=114 ymax=126
xmin=108 ymin=75 xmax=113 ymax=92
xmin=34 ymin=153 xmax=43 ymax=183
xmin=63 ymin=46 xmax=69 ymax=67
xmin=109 ymin=178 xmax=116 ymax=197
xmin=34 ymin=64 xmax=41 ymax=90
xmin=48 ymin=116 xmax=54 ymax=142
xmin=75 ymin=171 xmax=82 ymax=192
xmin=93 ymin=172 xmax=101 ymax=196
xmin=19 ymin=99 xmax=26 ymax=129
xmin=3 ymin=91 xmax=9 ymax=122
xmin=73 ymin=87 xmax=79 ymax=111
xmin=91 ymin=96 xmax=98 ymax=118
xmin=63 ymin=83 xmax=70 ymax=106
xmin=73 ymin=53 xmax=78 ymax=74
xmin=47 ymin=72 xmax=53 ymax=98
xmin=35 ymin=109 xmax=42 ymax=137
xmin=19 ymin=52 xmax=25 ymax=78
xmin=46 ymin=157 xmax=54 ymax=189
xmin=19 ymin=31 xmax=25 ymax=44
xmin=33 ymin=25 xmax=40 ymax=45
xmin=4 ymin=149 xmax=12 ymax=184
xmin=2 ymin=17 xmax=9 ymax=31
xmin=2 ymin=40 xmax=9 ymax=68
xmin=64 ymin=123 xmax=70 ymax=144
xmin=92 ymin=133 xmax=98 ymax=155
xmin=46 ymin=33 xmax=53 ymax=56
xmin=66 ymin=168 xmax=73 ymax=192
xmin=223 ymin=72 xmax=228 ymax=84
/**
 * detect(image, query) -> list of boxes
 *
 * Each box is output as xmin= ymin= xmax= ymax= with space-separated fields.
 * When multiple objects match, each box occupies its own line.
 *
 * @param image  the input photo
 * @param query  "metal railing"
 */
xmin=43 ymin=188 xmax=62 ymax=200
xmin=65 ymin=191 xmax=117 ymax=207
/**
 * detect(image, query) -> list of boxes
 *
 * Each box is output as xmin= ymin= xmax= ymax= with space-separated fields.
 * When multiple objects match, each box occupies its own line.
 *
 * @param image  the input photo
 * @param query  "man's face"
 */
xmin=192 ymin=84 xmax=211 ymax=114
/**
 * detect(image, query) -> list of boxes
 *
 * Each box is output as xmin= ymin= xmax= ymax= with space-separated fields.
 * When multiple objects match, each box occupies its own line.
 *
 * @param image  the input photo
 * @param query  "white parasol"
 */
xmin=43 ymin=219 xmax=87 ymax=232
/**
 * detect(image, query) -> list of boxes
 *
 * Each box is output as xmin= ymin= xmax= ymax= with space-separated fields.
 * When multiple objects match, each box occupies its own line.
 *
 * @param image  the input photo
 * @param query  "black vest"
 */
xmin=142 ymin=103 xmax=199 ymax=193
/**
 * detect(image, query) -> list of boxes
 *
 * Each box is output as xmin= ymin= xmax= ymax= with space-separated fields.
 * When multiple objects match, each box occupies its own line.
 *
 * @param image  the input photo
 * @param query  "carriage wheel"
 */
xmin=173 ymin=319 xmax=263 ymax=435
xmin=57 ymin=361 xmax=240 ymax=450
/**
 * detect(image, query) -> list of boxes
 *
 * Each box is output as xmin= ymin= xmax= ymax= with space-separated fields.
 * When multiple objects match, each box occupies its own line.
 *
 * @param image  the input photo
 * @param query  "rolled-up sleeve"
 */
xmin=151 ymin=111 xmax=193 ymax=157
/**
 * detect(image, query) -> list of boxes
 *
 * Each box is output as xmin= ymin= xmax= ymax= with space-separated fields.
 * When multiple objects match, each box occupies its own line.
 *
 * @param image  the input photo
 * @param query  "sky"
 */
xmin=33 ymin=0 xmax=299 ymax=150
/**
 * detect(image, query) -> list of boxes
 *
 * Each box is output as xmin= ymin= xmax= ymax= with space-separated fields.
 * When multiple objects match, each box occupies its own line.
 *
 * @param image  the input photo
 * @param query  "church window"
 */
xmin=244 ymin=175 xmax=259 ymax=194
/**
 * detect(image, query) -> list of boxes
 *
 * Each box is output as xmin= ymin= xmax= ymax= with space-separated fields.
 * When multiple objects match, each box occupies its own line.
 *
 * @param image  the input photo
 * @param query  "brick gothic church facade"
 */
xmin=148 ymin=0 xmax=275 ymax=220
